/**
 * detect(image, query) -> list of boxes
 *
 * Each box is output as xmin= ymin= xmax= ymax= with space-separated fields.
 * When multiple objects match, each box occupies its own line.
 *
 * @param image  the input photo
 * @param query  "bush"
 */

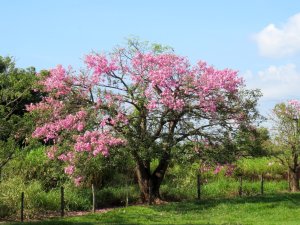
xmin=96 ymin=186 xmax=139 ymax=208
xmin=161 ymin=164 xmax=289 ymax=201
xmin=0 ymin=201 xmax=10 ymax=218
xmin=0 ymin=177 xmax=48 ymax=218
xmin=63 ymin=183 xmax=91 ymax=211
xmin=0 ymin=178 xmax=93 ymax=218
xmin=236 ymin=157 xmax=286 ymax=178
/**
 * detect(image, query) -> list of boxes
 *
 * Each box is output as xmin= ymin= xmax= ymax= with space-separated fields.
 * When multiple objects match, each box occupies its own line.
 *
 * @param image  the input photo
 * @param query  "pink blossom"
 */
xmin=64 ymin=165 xmax=75 ymax=175
xmin=74 ymin=130 xmax=125 ymax=156
xmin=213 ymin=164 xmax=224 ymax=174
xmin=225 ymin=164 xmax=236 ymax=177
xmin=58 ymin=154 xmax=68 ymax=161
xmin=42 ymin=65 xmax=73 ymax=97
xmin=288 ymin=99 xmax=300 ymax=112
xmin=74 ymin=176 xmax=83 ymax=186
xmin=46 ymin=146 xmax=57 ymax=160
xmin=76 ymin=123 xmax=85 ymax=132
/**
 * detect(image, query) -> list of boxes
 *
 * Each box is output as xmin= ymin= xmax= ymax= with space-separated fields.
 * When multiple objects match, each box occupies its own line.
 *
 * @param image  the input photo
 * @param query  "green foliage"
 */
xmin=3 ymin=147 xmax=67 ymax=189
xmin=63 ymin=184 xmax=91 ymax=211
xmin=96 ymin=186 xmax=139 ymax=208
xmin=0 ymin=178 xmax=91 ymax=218
xmin=235 ymin=127 xmax=271 ymax=157
xmin=0 ymin=56 xmax=43 ymax=176
xmin=164 ymin=162 xmax=198 ymax=189
xmin=0 ymin=177 xmax=50 ymax=218
xmin=236 ymin=157 xmax=285 ymax=176
xmin=161 ymin=157 xmax=287 ymax=201
xmin=271 ymin=102 xmax=300 ymax=179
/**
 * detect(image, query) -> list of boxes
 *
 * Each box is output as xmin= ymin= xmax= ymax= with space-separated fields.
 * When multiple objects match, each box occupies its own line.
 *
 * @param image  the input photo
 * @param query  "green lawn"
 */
xmin=5 ymin=193 xmax=300 ymax=225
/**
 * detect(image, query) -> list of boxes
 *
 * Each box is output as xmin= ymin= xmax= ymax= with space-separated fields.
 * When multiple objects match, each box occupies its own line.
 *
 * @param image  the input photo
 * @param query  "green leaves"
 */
xmin=0 ymin=56 xmax=43 ymax=172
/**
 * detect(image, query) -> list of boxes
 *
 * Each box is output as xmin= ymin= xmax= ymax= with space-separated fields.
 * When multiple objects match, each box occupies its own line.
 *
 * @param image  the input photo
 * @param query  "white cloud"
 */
xmin=242 ymin=63 xmax=300 ymax=117
xmin=243 ymin=63 xmax=300 ymax=102
xmin=254 ymin=13 xmax=300 ymax=58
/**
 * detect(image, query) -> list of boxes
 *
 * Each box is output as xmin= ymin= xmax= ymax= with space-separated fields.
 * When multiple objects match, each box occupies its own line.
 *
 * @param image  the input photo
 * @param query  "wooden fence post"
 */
xmin=238 ymin=176 xmax=243 ymax=196
xmin=125 ymin=180 xmax=129 ymax=207
xmin=61 ymin=186 xmax=64 ymax=217
xmin=21 ymin=192 xmax=24 ymax=222
xmin=260 ymin=173 xmax=264 ymax=195
xmin=92 ymin=183 xmax=96 ymax=213
xmin=197 ymin=174 xmax=201 ymax=200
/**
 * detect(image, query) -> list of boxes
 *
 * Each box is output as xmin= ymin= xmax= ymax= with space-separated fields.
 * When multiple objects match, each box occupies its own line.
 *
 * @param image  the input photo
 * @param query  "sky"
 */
xmin=1 ymin=0 xmax=300 ymax=119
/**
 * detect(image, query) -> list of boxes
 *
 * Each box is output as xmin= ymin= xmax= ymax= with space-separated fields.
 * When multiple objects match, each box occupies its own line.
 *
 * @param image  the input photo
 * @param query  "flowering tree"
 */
xmin=272 ymin=100 xmax=300 ymax=192
xmin=28 ymin=41 xmax=260 ymax=203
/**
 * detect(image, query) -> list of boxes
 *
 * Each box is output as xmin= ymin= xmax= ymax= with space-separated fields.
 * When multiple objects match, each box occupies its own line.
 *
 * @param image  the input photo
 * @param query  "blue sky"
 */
xmin=1 ymin=0 xmax=300 ymax=118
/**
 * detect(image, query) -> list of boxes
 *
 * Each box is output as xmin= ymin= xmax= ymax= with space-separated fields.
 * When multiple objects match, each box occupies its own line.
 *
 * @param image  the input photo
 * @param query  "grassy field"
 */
xmin=4 ymin=192 xmax=300 ymax=225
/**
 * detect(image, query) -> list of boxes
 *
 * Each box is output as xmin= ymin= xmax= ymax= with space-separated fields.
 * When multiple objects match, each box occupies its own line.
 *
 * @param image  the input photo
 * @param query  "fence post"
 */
xmin=21 ymin=192 xmax=24 ymax=222
xmin=61 ymin=186 xmax=64 ymax=217
xmin=260 ymin=173 xmax=264 ymax=195
xmin=125 ymin=180 xmax=129 ymax=207
xmin=92 ymin=183 xmax=96 ymax=213
xmin=197 ymin=174 xmax=201 ymax=200
xmin=238 ymin=176 xmax=243 ymax=196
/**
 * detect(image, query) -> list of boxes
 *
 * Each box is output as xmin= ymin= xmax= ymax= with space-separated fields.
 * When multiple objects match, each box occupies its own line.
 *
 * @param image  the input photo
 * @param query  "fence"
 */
xmin=0 ymin=172 xmax=290 ymax=222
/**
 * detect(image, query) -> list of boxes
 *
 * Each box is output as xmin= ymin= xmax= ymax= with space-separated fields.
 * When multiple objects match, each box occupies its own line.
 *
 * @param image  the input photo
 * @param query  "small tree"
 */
xmin=272 ymin=100 xmax=300 ymax=192
xmin=28 ymin=40 xmax=261 ymax=203
xmin=0 ymin=56 xmax=43 ymax=179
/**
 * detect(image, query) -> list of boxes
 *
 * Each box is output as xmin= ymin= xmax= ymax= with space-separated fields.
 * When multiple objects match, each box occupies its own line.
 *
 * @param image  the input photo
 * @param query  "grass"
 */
xmin=161 ymin=179 xmax=288 ymax=201
xmin=4 ymin=192 xmax=300 ymax=225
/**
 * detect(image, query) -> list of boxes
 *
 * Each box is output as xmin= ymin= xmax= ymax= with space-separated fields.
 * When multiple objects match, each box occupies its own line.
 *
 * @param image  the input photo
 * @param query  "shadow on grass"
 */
xmin=152 ymin=192 xmax=300 ymax=213
xmin=4 ymin=221 xmax=93 ymax=225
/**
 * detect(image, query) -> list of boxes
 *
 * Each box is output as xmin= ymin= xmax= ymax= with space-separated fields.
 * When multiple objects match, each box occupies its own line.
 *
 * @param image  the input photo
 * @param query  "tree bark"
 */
xmin=289 ymin=168 xmax=300 ymax=192
xmin=136 ymin=162 xmax=150 ymax=202
xmin=135 ymin=152 xmax=170 ymax=204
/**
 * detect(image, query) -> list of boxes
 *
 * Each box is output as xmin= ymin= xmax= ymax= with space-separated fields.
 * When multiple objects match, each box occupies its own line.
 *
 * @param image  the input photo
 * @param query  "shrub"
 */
xmin=236 ymin=157 xmax=286 ymax=178
xmin=96 ymin=186 xmax=139 ymax=208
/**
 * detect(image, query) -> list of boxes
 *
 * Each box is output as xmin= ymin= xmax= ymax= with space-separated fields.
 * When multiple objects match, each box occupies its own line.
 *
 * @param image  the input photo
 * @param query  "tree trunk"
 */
xmin=136 ymin=165 xmax=150 ymax=202
xmin=289 ymin=168 xmax=300 ymax=192
xmin=135 ymin=153 xmax=170 ymax=204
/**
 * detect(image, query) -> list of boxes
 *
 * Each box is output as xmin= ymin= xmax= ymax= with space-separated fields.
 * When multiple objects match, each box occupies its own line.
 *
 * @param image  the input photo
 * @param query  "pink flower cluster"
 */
xmin=74 ymin=176 xmax=83 ymax=186
xmin=26 ymin=97 xmax=64 ymax=118
xmin=46 ymin=146 xmax=57 ymax=159
xmin=288 ymin=99 xmax=300 ymax=112
xmin=213 ymin=164 xmax=224 ymax=174
xmin=127 ymin=52 xmax=242 ymax=112
xmin=74 ymin=130 xmax=126 ymax=156
xmin=213 ymin=164 xmax=236 ymax=176
xmin=195 ymin=63 xmax=243 ymax=113
xmin=85 ymin=54 xmax=118 ymax=85
xmin=64 ymin=165 xmax=75 ymax=175
xmin=32 ymin=110 xmax=87 ymax=141
xmin=200 ymin=164 xmax=211 ymax=173
xmin=41 ymin=65 xmax=73 ymax=97
xmin=58 ymin=151 xmax=75 ymax=162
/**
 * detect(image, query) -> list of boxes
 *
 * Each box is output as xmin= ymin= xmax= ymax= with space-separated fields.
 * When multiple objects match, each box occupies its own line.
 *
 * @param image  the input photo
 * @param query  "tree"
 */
xmin=235 ymin=126 xmax=271 ymax=157
xmin=28 ymin=40 xmax=261 ymax=203
xmin=0 ymin=56 xmax=43 ymax=179
xmin=272 ymin=100 xmax=300 ymax=192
